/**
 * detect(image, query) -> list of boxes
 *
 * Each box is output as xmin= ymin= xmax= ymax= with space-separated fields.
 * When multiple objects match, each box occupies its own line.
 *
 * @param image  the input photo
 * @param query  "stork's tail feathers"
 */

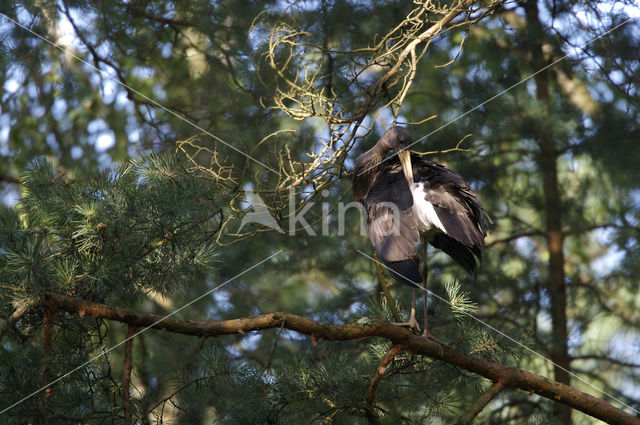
xmin=383 ymin=259 xmax=423 ymax=288
xmin=429 ymin=234 xmax=481 ymax=278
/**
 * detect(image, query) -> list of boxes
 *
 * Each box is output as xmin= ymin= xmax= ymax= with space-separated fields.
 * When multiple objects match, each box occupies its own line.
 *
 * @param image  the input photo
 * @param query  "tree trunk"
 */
xmin=524 ymin=1 xmax=572 ymax=424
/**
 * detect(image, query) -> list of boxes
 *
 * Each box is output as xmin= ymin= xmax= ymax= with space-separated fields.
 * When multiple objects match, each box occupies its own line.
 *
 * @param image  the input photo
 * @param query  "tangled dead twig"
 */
xmin=178 ymin=1 xmax=505 ymax=244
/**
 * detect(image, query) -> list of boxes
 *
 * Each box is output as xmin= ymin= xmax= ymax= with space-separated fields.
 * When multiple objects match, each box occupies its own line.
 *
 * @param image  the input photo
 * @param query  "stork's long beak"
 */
xmin=398 ymin=149 xmax=414 ymax=186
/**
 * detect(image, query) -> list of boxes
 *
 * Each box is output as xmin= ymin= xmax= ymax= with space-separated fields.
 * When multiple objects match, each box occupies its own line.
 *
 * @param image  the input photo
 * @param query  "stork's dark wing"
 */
xmin=362 ymin=163 xmax=422 ymax=287
xmin=414 ymin=157 xmax=491 ymax=276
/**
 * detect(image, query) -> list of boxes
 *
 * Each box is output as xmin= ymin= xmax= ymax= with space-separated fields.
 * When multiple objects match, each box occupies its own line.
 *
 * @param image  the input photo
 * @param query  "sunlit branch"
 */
xmin=43 ymin=292 xmax=640 ymax=425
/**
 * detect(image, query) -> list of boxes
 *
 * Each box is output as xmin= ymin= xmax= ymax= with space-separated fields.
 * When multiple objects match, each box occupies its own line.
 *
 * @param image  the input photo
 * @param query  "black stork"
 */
xmin=353 ymin=126 xmax=490 ymax=337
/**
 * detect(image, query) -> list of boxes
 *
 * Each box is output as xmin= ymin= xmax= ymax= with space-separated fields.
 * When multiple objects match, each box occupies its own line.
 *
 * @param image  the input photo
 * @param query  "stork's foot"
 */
xmin=408 ymin=313 xmax=420 ymax=333
xmin=392 ymin=308 xmax=421 ymax=333
xmin=391 ymin=317 xmax=421 ymax=333
xmin=420 ymin=328 xmax=444 ymax=345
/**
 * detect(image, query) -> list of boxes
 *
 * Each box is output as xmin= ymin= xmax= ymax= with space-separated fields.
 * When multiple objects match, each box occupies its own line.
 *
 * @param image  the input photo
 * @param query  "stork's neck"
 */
xmin=353 ymin=144 xmax=387 ymax=202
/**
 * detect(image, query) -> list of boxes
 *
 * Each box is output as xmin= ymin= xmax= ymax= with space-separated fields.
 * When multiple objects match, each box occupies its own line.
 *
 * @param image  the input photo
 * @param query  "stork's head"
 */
xmin=378 ymin=126 xmax=414 ymax=186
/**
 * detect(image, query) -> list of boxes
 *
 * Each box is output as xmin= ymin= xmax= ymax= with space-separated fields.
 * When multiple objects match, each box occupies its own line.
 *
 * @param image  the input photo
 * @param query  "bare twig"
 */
xmin=127 ymin=7 xmax=188 ymax=26
xmin=263 ymin=320 xmax=285 ymax=374
xmin=178 ymin=1 xmax=506 ymax=245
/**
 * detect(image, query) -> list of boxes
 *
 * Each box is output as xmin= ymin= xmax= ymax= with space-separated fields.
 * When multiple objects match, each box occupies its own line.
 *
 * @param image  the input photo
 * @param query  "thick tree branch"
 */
xmin=43 ymin=292 xmax=639 ymax=425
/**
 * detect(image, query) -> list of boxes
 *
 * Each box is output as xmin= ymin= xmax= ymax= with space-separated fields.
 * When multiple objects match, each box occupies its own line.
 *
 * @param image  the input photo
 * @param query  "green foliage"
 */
xmin=2 ymin=155 xmax=221 ymax=301
xmin=444 ymin=280 xmax=479 ymax=321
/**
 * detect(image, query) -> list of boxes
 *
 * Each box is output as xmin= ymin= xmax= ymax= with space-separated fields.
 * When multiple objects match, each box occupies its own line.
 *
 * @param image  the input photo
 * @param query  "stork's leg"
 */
xmin=373 ymin=253 xmax=401 ymax=323
xmin=420 ymin=251 xmax=445 ymax=344
xmin=422 ymin=288 xmax=431 ymax=338
xmin=392 ymin=288 xmax=420 ymax=331
xmin=421 ymin=244 xmax=432 ymax=339
xmin=387 ymin=258 xmax=422 ymax=333
xmin=408 ymin=288 xmax=420 ymax=332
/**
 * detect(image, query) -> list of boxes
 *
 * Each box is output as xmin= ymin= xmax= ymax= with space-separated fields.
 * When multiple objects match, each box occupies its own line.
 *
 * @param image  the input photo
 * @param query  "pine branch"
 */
xmin=456 ymin=381 xmax=505 ymax=424
xmin=39 ymin=308 xmax=53 ymax=424
xmin=43 ymin=292 xmax=639 ymax=425
xmin=0 ymin=172 xmax=20 ymax=184
xmin=143 ymin=375 xmax=211 ymax=419
xmin=122 ymin=325 xmax=136 ymax=425
xmin=0 ymin=298 xmax=38 ymax=340
xmin=366 ymin=345 xmax=404 ymax=424
xmin=571 ymin=354 xmax=640 ymax=369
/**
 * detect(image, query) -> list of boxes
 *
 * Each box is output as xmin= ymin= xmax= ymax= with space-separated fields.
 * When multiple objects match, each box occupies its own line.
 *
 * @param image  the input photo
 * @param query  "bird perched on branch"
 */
xmin=353 ymin=126 xmax=490 ymax=338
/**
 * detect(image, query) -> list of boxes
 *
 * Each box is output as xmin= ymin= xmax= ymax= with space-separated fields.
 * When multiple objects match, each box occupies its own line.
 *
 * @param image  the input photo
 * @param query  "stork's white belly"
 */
xmin=410 ymin=182 xmax=447 ymax=237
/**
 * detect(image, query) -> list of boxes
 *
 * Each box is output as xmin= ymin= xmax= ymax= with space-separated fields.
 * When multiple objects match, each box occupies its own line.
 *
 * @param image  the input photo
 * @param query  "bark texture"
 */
xmin=43 ymin=292 xmax=639 ymax=425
